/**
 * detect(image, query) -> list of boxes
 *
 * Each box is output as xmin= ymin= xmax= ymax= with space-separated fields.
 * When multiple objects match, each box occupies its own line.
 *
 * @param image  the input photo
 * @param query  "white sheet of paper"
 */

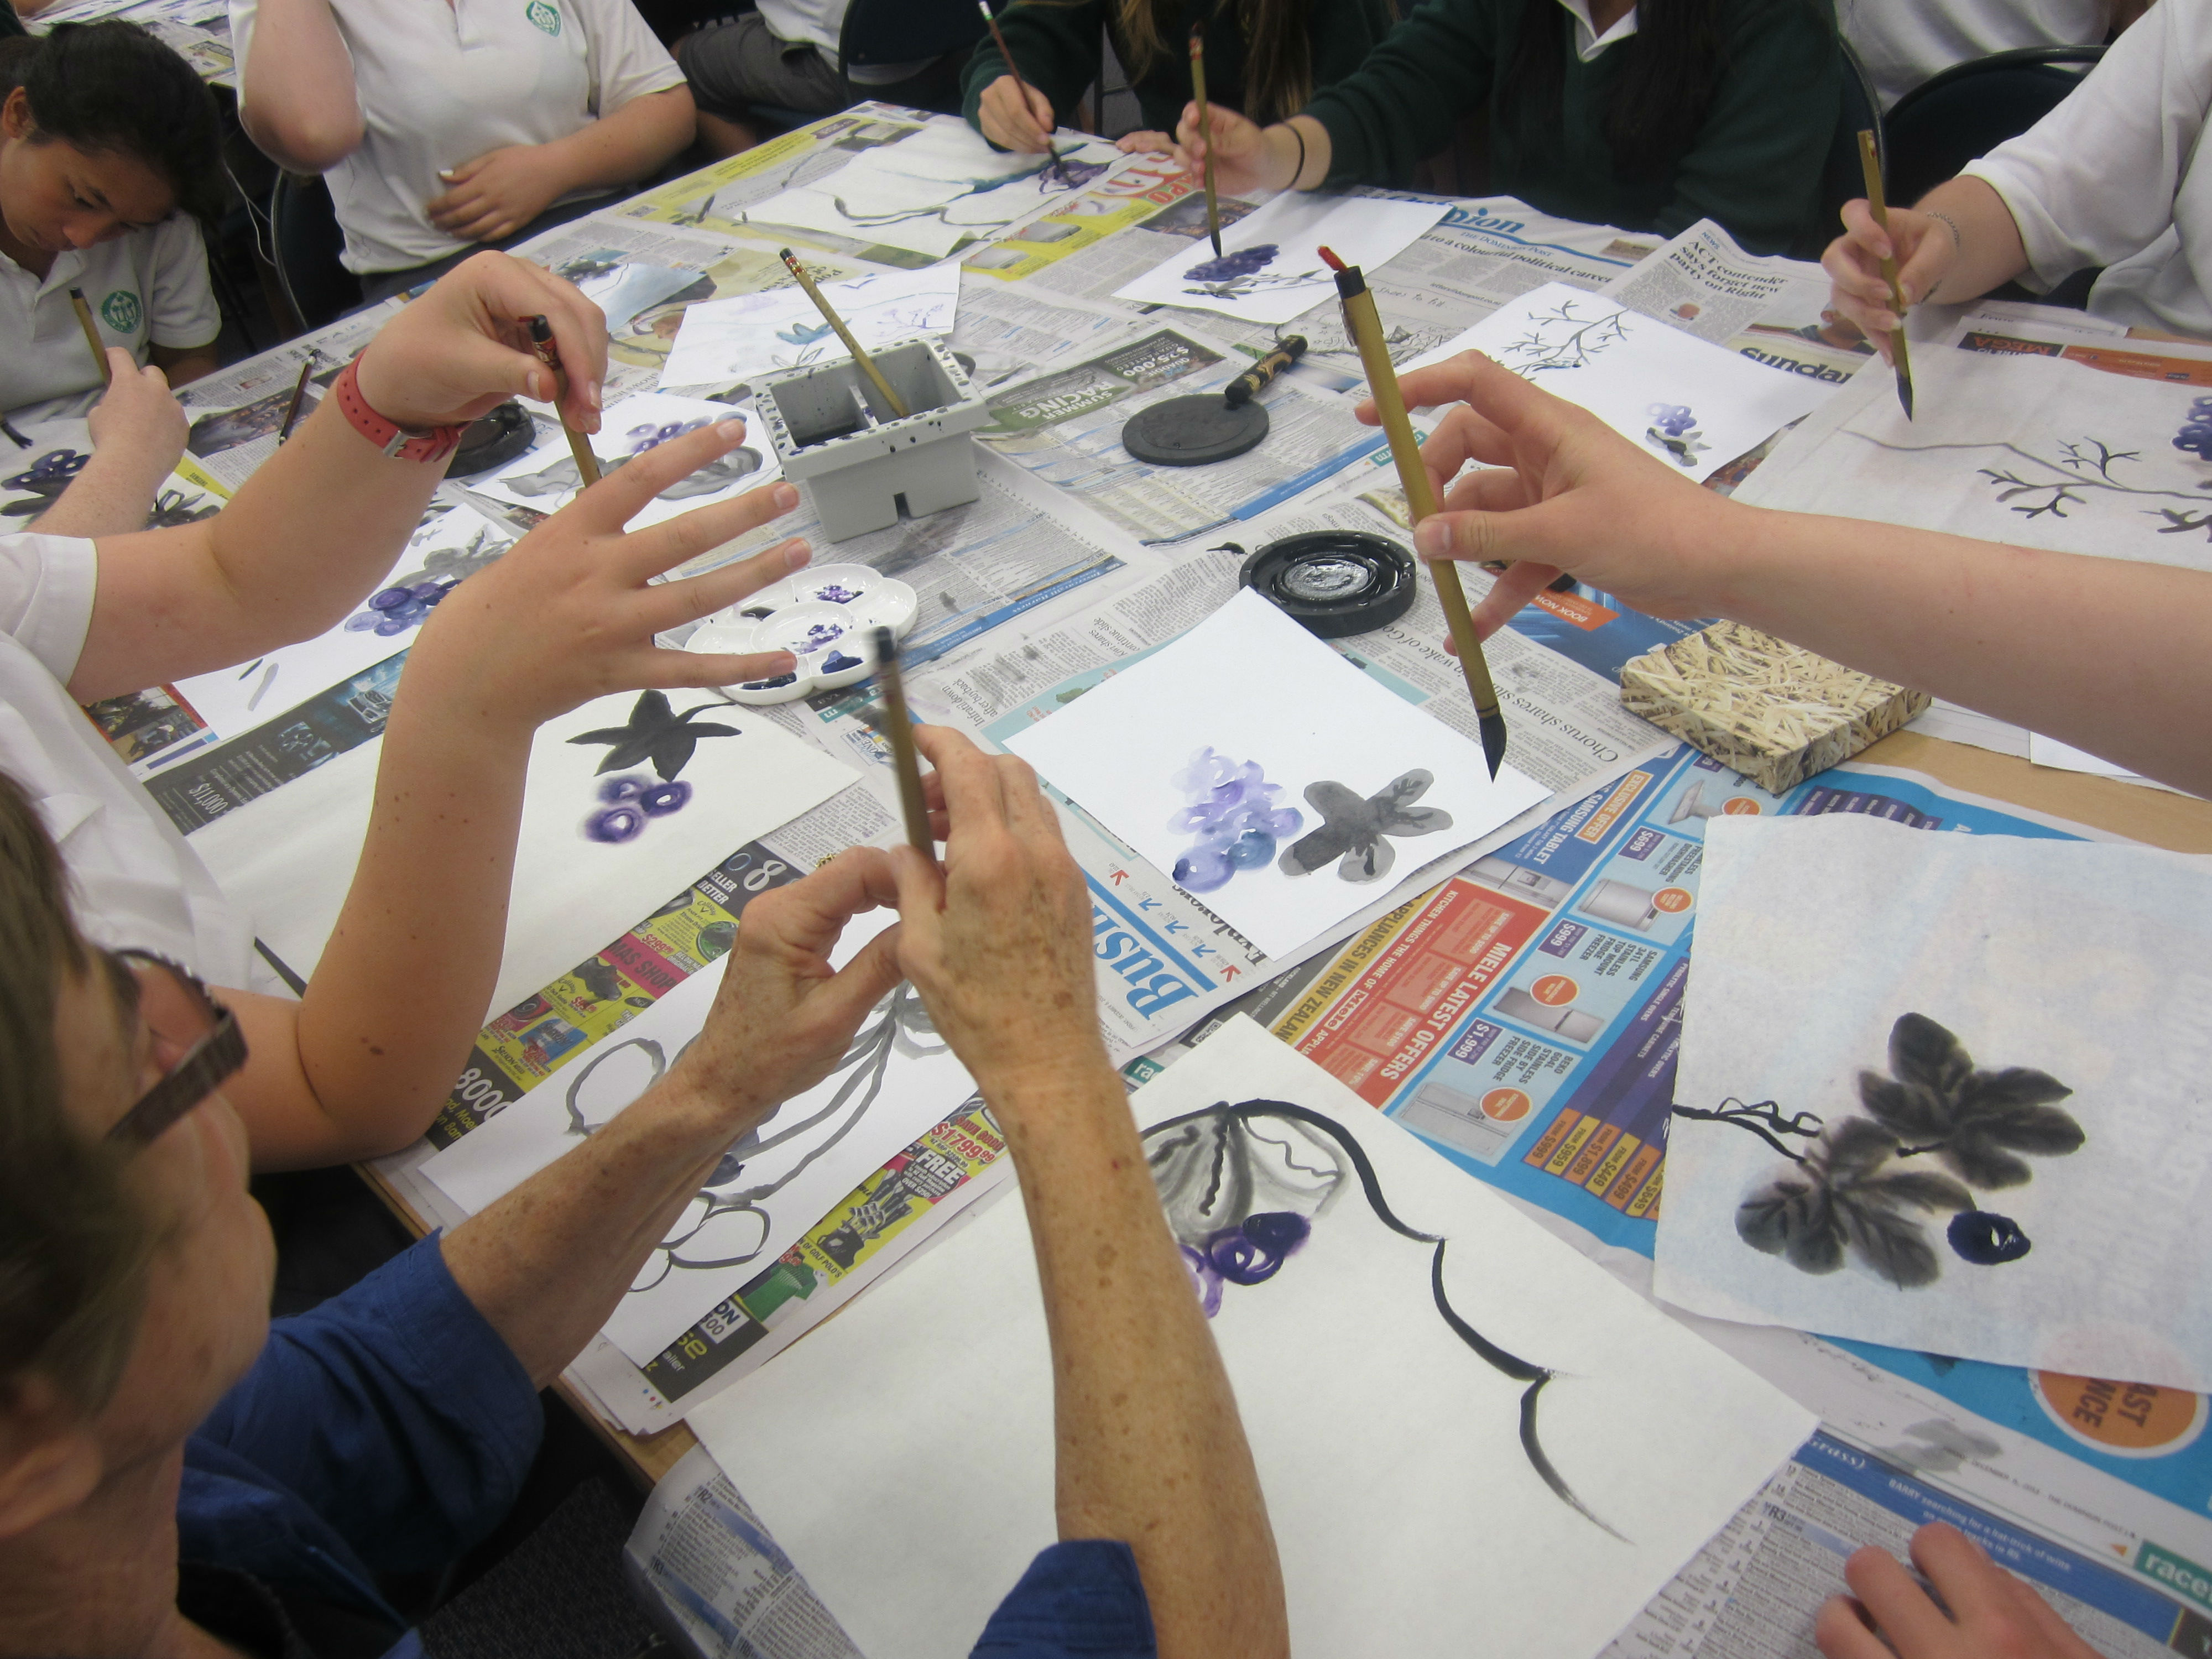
xmin=1400 ymin=281 xmax=1836 ymax=481
xmin=1734 ymin=347 xmax=2212 ymax=571
xmin=189 ymin=688 xmax=857 ymax=1017
xmin=747 ymin=123 xmax=1123 ymax=260
xmin=659 ymin=264 xmax=960 ymax=392
xmin=1658 ymin=815 xmax=2212 ymax=1389
xmin=468 ymin=392 xmax=770 ymax=523
xmin=2027 ymin=733 xmax=2142 ymax=780
xmin=567 ymin=259 xmax=700 ymax=336
xmin=423 ymin=909 xmax=982 ymax=1363
xmin=1003 ymin=587 xmax=1547 ymax=958
xmin=692 ymin=1015 xmax=1813 ymax=1659
xmin=171 ymin=504 xmax=514 ymax=741
xmin=1112 ymin=189 xmax=1449 ymax=327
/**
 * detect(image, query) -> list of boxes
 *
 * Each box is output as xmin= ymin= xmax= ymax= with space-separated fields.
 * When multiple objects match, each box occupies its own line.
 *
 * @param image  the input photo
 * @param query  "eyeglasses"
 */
xmin=101 ymin=951 xmax=249 ymax=1152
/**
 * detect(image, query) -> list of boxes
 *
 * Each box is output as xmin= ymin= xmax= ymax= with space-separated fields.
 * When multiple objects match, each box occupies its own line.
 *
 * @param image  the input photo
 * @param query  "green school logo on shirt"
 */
xmin=524 ymin=0 xmax=561 ymax=34
xmin=100 ymin=290 xmax=141 ymax=333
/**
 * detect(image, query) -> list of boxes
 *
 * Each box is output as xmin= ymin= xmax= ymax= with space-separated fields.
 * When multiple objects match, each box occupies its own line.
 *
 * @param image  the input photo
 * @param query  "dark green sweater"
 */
xmin=962 ymin=0 xmax=1399 ymax=141
xmin=1307 ymin=0 xmax=1839 ymax=253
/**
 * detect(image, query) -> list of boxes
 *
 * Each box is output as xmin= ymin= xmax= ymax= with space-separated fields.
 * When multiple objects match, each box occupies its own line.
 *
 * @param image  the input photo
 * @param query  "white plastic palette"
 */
xmin=684 ymin=562 xmax=919 ymax=704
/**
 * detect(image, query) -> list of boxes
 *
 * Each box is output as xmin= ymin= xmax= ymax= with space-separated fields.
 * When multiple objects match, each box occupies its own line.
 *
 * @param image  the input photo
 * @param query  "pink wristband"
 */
xmin=330 ymin=358 xmax=467 ymax=465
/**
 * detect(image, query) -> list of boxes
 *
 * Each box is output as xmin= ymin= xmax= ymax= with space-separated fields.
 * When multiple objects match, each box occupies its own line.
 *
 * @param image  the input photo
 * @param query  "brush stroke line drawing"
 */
xmin=1848 ymin=432 xmax=2212 ymax=527
xmin=817 ymin=153 xmax=1109 ymax=237
xmin=1145 ymin=1097 xmax=1626 ymax=1538
xmin=1498 ymin=299 xmax=1632 ymax=375
xmin=551 ymin=981 xmax=952 ymax=1291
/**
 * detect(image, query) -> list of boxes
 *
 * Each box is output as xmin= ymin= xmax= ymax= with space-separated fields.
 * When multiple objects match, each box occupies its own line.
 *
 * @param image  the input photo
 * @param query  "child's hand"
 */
xmin=1822 ymin=201 xmax=1955 ymax=365
xmin=1817 ymin=1524 xmax=2106 ymax=1659
xmin=977 ymin=74 xmax=1056 ymax=153
xmin=428 ymin=143 xmax=569 ymax=245
xmin=401 ymin=419 xmax=808 ymax=735
xmin=86 ymin=352 xmax=187 ymax=477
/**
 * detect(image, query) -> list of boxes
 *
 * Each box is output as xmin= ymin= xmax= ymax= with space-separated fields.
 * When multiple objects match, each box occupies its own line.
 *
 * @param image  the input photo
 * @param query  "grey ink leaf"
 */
xmin=1738 ymin=1175 xmax=1845 ymax=1273
xmin=1278 ymin=769 xmax=1454 ymax=885
xmin=1835 ymin=1191 xmax=1945 ymax=1289
xmin=1855 ymin=1169 xmax=1975 ymax=1212
xmin=1859 ymin=1013 xmax=2082 ymax=1188
xmin=568 ymin=691 xmax=743 ymax=780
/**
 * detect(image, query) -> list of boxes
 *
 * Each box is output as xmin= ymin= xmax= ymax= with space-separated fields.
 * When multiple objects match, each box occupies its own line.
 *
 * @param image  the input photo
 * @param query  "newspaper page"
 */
xmin=625 ymin=1446 xmax=863 ymax=1659
xmin=974 ymin=324 xmax=1400 ymax=543
xmin=1603 ymin=218 xmax=1875 ymax=389
xmin=176 ymin=305 xmax=402 ymax=488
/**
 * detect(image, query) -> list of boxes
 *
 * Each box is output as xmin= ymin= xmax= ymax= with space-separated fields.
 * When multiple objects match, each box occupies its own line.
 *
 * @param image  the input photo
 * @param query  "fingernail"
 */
xmin=587 ymin=380 xmax=602 ymax=410
xmin=1413 ymin=518 xmax=1452 ymax=559
xmin=783 ymin=538 xmax=811 ymax=570
xmin=528 ymin=368 xmax=547 ymax=400
xmin=774 ymin=483 xmax=799 ymax=511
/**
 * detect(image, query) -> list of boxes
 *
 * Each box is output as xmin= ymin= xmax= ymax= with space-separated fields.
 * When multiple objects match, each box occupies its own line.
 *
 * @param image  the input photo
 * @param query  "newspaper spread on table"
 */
xmin=68 ymin=98 xmax=2205 ymax=1659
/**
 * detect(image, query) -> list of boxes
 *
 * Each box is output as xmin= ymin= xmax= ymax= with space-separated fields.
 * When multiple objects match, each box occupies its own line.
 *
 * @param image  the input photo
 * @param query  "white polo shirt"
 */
xmin=1964 ymin=0 xmax=2212 ymax=340
xmin=231 ymin=0 xmax=686 ymax=275
xmin=0 ymin=217 xmax=220 ymax=421
xmin=1840 ymin=0 xmax=2107 ymax=110
xmin=0 ymin=531 xmax=255 ymax=985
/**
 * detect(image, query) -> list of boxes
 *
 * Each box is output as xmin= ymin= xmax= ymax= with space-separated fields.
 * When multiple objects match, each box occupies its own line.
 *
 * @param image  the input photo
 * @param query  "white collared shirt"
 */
xmin=0 ymin=218 xmax=219 ymax=421
xmin=1964 ymin=0 xmax=2212 ymax=340
xmin=1552 ymin=0 xmax=1640 ymax=63
xmin=231 ymin=0 xmax=685 ymax=275
xmin=0 ymin=531 xmax=255 ymax=985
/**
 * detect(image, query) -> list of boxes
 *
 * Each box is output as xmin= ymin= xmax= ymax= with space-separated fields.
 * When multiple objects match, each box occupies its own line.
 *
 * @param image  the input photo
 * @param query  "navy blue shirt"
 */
xmin=177 ymin=1235 xmax=1155 ymax=1658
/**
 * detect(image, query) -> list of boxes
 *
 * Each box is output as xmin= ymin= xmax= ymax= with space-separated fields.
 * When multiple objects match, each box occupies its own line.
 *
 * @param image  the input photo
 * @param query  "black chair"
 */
xmin=1884 ymin=45 xmax=2102 ymax=211
xmin=268 ymin=172 xmax=360 ymax=336
xmin=749 ymin=0 xmax=996 ymax=132
xmin=1798 ymin=35 xmax=1884 ymax=259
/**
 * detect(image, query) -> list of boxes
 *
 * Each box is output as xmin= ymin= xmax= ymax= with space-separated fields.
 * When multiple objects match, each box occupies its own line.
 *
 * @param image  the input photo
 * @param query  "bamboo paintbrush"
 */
xmin=871 ymin=627 xmax=935 ymax=856
xmin=1320 ymin=244 xmax=1508 ymax=776
xmin=68 ymin=289 xmax=110 ymax=389
xmin=977 ymin=1 xmax=1071 ymax=187
xmin=1190 ymin=27 xmax=1223 ymax=261
xmin=779 ymin=250 xmax=910 ymax=420
xmin=1856 ymin=129 xmax=1914 ymax=420
xmin=276 ymin=349 xmax=320 ymax=444
xmin=526 ymin=316 xmax=601 ymax=485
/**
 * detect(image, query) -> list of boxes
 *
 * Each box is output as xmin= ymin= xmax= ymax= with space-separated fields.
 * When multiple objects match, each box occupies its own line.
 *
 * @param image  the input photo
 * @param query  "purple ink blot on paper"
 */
xmin=1180 ymin=1243 xmax=1224 ymax=1317
xmin=641 ymin=780 xmax=692 ymax=816
xmin=585 ymin=804 xmax=646 ymax=843
xmin=1187 ymin=244 xmax=1278 ymax=284
xmin=599 ymin=774 xmax=650 ymax=804
xmin=1206 ymin=1211 xmax=1310 ymax=1286
xmin=1166 ymin=746 xmax=1303 ymax=895
xmin=2176 ymin=397 xmax=2212 ymax=461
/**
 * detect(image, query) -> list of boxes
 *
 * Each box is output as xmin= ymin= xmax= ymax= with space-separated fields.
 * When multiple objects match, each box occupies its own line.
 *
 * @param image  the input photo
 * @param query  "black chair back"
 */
xmin=268 ymin=173 xmax=360 ymax=336
xmin=1884 ymin=45 xmax=2102 ymax=209
xmin=1801 ymin=35 xmax=1883 ymax=258
xmin=838 ymin=0 xmax=992 ymax=71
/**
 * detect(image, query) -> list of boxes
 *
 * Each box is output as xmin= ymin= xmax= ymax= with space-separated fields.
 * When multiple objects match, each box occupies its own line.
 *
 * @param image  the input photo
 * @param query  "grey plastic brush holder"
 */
xmin=753 ymin=338 xmax=991 ymax=542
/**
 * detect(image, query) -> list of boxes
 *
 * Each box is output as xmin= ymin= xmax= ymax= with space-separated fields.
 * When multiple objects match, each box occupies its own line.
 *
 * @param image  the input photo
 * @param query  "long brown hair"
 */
xmin=1119 ymin=0 xmax=1317 ymax=127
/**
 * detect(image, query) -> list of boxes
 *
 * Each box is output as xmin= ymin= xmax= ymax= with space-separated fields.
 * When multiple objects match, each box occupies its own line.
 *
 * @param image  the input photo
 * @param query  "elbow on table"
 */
xmin=241 ymin=99 xmax=365 ymax=174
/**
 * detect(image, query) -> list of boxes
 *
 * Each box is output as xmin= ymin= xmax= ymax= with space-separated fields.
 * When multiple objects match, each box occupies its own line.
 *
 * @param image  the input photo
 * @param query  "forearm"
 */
xmin=237 ymin=0 xmax=363 ymax=170
xmin=282 ymin=685 xmax=532 ymax=1163
xmin=1712 ymin=501 xmax=2212 ymax=792
xmin=31 ymin=450 xmax=171 ymax=538
xmin=69 ymin=391 xmax=443 ymax=700
xmin=995 ymin=1061 xmax=1287 ymax=1659
xmin=442 ymin=1078 xmax=739 ymax=1385
xmin=150 ymin=344 xmax=220 ymax=388
xmin=536 ymin=87 xmax=693 ymax=196
xmin=1912 ymin=176 xmax=2028 ymax=305
xmin=1262 ymin=117 xmax=1330 ymax=191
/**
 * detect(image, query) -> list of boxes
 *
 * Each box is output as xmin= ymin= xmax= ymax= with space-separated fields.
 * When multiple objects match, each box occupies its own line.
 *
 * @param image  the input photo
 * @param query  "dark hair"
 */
xmin=1110 ymin=0 xmax=1321 ymax=128
xmin=0 ymin=21 xmax=223 ymax=221
xmin=1501 ymin=0 xmax=1734 ymax=183
xmin=0 ymin=770 xmax=153 ymax=1415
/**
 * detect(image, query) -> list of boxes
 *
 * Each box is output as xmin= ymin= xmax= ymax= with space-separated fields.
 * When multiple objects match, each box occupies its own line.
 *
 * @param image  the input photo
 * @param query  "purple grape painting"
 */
xmin=1166 ymin=746 xmax=1303 ymax=894
xmin=2174 ymin=396 xmax=2212 ymax=461
xmin=1645 ymin=403 xmax=1709 ymax=469
xmin=1178 ymin=242 xmax=1324 ymax=304
xmin=1186 ymin=244 xmax=1279 ymax=284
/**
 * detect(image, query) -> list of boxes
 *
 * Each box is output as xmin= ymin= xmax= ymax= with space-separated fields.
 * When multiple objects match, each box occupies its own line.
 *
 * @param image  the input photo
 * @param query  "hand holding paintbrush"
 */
xmin=976 ymin=2 xmax=1070 ymax=183
xmin=1855 ymin=130 xmax=1914 ymax=419
xmin=1189 ymin=26 xmax=1223 ymax=260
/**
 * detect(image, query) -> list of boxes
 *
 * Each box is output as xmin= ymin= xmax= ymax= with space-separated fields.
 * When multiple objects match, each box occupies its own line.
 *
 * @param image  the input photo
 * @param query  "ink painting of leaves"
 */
xmin=1736 ymin=1115 xmax=1972 ymax=1288
xmin=1856 ymin=1011 xmax=2083 ymax=1188
xmin=1718 ymin=1013 xmax=2085 ymax=1289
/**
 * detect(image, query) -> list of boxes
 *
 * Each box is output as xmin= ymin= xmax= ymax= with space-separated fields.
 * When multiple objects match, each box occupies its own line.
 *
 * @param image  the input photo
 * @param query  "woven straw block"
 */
xmin=1618 ymin=622 xmax=1928 ymax=793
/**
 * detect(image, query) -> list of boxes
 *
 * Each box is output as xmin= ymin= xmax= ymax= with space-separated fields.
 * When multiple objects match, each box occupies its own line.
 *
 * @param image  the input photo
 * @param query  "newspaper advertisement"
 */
xmin=1602 ymin=218 xmax=1876 ymax=389
xmin=963 ymin=150 xmax=1206 ymax=285
xmin=624 ymin=1446 xmax=862 ymax=1659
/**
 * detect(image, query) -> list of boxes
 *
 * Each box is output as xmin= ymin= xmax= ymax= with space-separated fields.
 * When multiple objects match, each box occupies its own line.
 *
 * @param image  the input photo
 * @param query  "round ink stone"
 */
xmin=448 ymin=400 xmax=536 ymax=477
xmin=1121 ymin=394 xmax=1270 ymax=467
xmin=1239 ymin=531 xmax=1418 ymax=639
